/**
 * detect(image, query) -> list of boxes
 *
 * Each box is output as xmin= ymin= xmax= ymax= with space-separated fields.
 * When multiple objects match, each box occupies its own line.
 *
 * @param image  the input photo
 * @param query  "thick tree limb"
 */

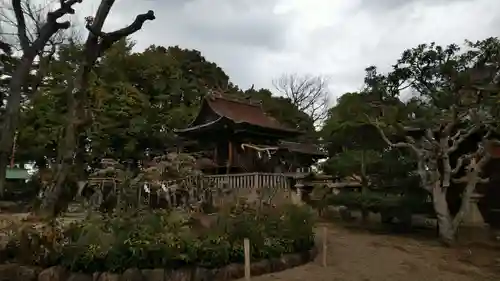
xmin=100 ymin=10 xmax=155 ymax=52
xmin=86 ymin=9 xmax=155 ymax=55
xmin=442 ymin=155 xmax=452 ymax=188
xmin=0 ymin=0 xmax=83 ymax=197
xmin=416 ymin=158 xmax=432 ymax=191
xmin=368 ymin=118 xmax=420 ymax=154
xmin=451 ymin=129 xmax=467 ymax=142
xmin=370 ymin=118 xmax=442 ymax=191
xmin=374 ymin=118 xmax=441 ymax=191
xmin=452 ymin=176 xmax=468 ymax=184
xmin=451 ymin=153 xmax=472 ymax=174
xmin=11 ymin=0 xmax=30 ymax=53
xmin=30 ymin=0 xmax=83 ymax=55
xmin=478 ymin=177 xmax=490 ymax=184
xmin=451 ymin=139 xmax=493 ymax=184
xmin=47 ymin=0 xmax=80 ymax=20
xmin=424 ymin=128 xmax=439 ymax=147
xmin=442 ymin=106 xmax=458 ymax=137
xmin=448 ymin=125 xmax=480 ymax=153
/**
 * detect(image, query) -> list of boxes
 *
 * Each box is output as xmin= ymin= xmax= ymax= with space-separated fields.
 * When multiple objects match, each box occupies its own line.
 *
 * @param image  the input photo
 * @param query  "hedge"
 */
xmin=3 ymin=203 xmax=315 ymax=274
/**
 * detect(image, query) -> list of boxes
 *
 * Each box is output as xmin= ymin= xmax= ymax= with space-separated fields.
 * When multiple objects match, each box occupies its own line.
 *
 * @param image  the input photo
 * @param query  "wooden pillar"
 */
xmin=226 ymin=141 xmax=233 ymax=174
xmin=214 ymin=145 xmax=218 ymax=164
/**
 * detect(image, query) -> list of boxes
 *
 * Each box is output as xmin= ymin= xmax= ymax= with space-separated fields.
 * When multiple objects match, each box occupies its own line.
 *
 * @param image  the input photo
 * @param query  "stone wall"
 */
xmin=0 ymin=247 xmax=317 ymax=281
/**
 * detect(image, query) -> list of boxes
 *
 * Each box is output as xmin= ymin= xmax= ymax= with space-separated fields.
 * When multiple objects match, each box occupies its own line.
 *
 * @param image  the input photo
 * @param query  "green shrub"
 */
xmin=325 ymin=190 xmax=432 ymax=213
xmin=326 ymin=192 xmax=401 ymax=212
xmin=4 ymin=203 xmax=315 ymax=273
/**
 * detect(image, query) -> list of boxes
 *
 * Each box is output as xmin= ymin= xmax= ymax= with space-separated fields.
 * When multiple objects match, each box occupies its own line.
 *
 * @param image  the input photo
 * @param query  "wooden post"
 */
xmin=227 ymin=140 xmax=233 ymax=174
xmin=322 ymin=226 xmax=327 ymax=267
xmin=214 ymin=145 xmax=218 ymax=163
xmin=9 ymin=132 xmax=17 ymax=168
xmin=244 ymin=238 xmax=251 ymax=280
xmin=137 ymin=183 xmax=142 ymax=206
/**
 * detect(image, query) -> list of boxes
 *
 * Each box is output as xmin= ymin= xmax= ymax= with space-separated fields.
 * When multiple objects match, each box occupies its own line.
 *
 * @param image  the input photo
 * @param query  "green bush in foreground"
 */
xmin=4 ymin=203 xmax=315 ymax=273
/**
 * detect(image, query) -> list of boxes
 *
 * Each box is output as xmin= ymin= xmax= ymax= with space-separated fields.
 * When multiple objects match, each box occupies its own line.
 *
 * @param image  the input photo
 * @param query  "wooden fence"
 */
xmin=201 ymin=173 xmax=294 ymax=206
xmin=204 ymin=173 xmax=289 ymax=189
xmin=83 ymin=173 xmax=299 ymax=210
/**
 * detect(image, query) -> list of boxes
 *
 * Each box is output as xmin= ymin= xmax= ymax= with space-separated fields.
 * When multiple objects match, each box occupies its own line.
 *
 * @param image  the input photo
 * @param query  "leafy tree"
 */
xmin=40 ymin=1 xmax=156 ymax=217
xmin=321 ymin=89 xmax=419 ymax=223
xmin=15 ymin=29 xmax=322 ymax=215
xmin=0 ymin=0 xmax=83 ymax=196
xmin=368 ymin=38 xmax=500 ymax=244
xmin=16 ymin=41 xmax=83 ymax=168
xmin=17 ymin=42 xmax=241 ymax=172
xmin=88 ymin=44 xmax=241 ymax=161
xmin=322 ymin=91 xmax=408 ymax=190
xmin=85 ymin=44 xmax=318 ymax=164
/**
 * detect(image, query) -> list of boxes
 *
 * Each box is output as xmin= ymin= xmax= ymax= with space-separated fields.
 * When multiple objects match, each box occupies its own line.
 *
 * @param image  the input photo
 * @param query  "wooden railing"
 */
xmin=202 ymin=173 xmax=296 ymax=205
xmin=82 ymin=173 xmax=300 ymax=210
xmin=204 ymin=173 xmax=289 ymax=190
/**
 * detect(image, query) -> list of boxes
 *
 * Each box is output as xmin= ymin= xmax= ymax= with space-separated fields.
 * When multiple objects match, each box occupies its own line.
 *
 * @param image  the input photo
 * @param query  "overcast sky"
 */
xmin=70 ymin=0 xmax=499 ymax=101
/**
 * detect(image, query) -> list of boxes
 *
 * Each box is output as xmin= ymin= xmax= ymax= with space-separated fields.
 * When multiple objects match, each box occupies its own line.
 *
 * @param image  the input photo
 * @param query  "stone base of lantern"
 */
xmin=291 ymin=186 xmax=303 ymax=205
xmin=462 ymin=193 xmax=487 ymax=227
xmin=459 ymin=193 xmax=489 ymax=242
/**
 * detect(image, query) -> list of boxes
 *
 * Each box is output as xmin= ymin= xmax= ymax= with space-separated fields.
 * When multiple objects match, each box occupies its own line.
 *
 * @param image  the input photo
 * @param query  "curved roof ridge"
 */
xmin=206 ymin=92 xmax=262 ymax=107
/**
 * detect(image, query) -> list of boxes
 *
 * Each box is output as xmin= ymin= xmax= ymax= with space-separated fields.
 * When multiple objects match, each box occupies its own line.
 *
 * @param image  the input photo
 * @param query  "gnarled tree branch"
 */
xmin=85 ymin=6 xmax=155 ymax=57
xmin=368 ymin=118 xmax=420 ymax=154
xmin=424 ymin=128 xmax=439 ymax=147
xmin=99 ymin=10 xmax=155 ymax=52
xmin=448 ymin=125 xmax=480 ymax=154
xmin=451 ymin=153 xmax=472 ymax=174
xmin=30 ymin=0 xmax=83 ymax=55
xmin=272 ymin=73 xmax=330 ymax=124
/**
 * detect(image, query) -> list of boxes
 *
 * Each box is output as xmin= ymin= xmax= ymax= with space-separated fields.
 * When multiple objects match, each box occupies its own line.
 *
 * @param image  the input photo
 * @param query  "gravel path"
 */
xmin=239 ymin=224 xmax=498 ymax=281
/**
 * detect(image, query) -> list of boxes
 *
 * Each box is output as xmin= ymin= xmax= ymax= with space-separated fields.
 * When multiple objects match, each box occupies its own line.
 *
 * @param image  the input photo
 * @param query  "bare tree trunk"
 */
xmin=431 ymin=183 xmax=455 ymax=245
xmin=360 ymin=150 xmax=369 ymax=222
xmin=453 ymin=181 xmax=476 ymax=229
xmin=39 ymin=1 xmax=155 ymax=217
xmin=39 ymin=58 xmax=93 ymax=216
xmin=0 ymin=153 xmax=9 ymax=197
xmin=39 ymin=85 xmax=78 ymax=217
xmin=0 ymin=0 xmax=84 ymax=198
xmin=0 ymin=55 xmax=37 ymax=197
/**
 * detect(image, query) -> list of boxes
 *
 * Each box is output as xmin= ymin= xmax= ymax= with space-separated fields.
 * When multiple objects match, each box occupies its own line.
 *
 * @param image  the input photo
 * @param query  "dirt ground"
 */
xmin=240 ymin=223 xmax=500 ymax=281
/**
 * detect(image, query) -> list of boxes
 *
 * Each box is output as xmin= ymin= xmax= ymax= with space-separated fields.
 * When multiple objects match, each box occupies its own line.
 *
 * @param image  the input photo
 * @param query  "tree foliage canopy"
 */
xmin=321 ymin=37 xmax=500 ymax=243
xmin=14 ymin=40 xmax=317 ymax=170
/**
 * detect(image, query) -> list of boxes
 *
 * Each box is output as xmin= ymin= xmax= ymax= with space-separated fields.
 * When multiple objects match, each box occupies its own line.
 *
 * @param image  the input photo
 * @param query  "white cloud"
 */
xmin=7 ymin=0 xmax=500 ymax=101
